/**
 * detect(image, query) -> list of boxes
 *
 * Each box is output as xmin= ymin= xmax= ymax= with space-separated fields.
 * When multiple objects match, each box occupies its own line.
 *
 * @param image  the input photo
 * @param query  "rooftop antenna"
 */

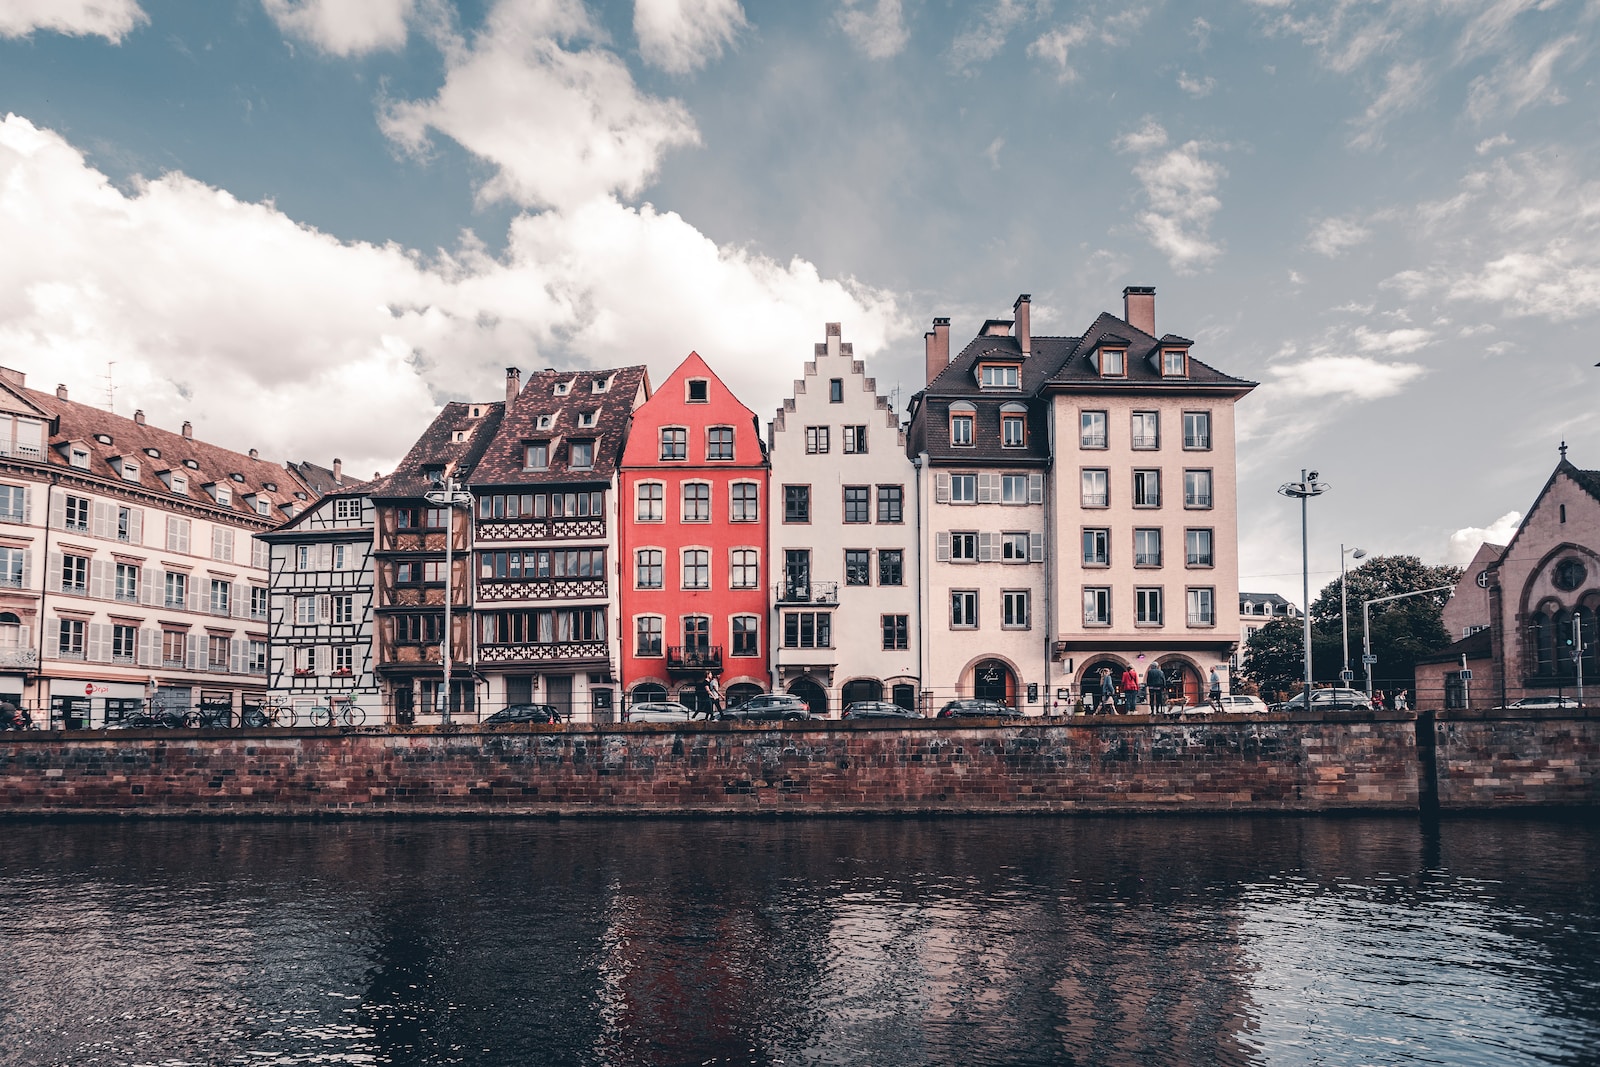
xmin=101 ymin=362 xmax=116 ymax=412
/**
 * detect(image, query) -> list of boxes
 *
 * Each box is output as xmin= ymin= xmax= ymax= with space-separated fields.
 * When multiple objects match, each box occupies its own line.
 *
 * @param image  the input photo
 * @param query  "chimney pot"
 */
xmin=181 ymin=420 xmax=193 ymax=439
xmin=1123 ymin=285 xmax=1156 ymax=336
xmin=56 ymin=384 xmax=68 ymax=401
xmin=248 ymin=448 xmax=259 ymax=459
xmin=133 ymin=409 xmax=146 ymax=426
xmin=1012 ymin=294 xmax=1032 ymax=357
xmin=505 ymin=367 xmax=521 ymax=403
xmin=333 ymin=458 xmax=343 ymax=483
xmin=924 ymin=317 xmax=952 ymax=387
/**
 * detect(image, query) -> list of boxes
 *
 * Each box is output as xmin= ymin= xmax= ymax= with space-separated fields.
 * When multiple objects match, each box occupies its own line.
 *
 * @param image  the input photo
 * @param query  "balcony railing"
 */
xmin=477 ymin=578 xmax=607 ymax=602
xmin=667 ymin=645 xmax=722 ymax=671
xmin=773 ymin=581 xmax=838 ymax=605
xmin=479 ymin=640 xmax=609 ymax=664
xmin=477 ymin=516 xmax=606 ymax=542
xmin=1131 ymin=434 xmax=1160 ymax=449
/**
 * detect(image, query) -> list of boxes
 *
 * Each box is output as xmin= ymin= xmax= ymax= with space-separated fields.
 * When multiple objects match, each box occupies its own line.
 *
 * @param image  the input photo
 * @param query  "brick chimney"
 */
xmin=248 ymin=448 xmax=258 ymax=459
xmin=133 ymin=410 xmax=146 ymax=426
xmin=1013 ymin=294 xmax=1031 ymax=356
xmin=181 ymin=420 xmax=192 ymax=439
xmin=56 ymin=384 xmax=68 ymax=401
xmin=1123 ymin=286 xmax=1156 ymax=336
xmin=0 ymin=367 xmax=25 ymax=387
xmin=506 ymin=367 xmax=521 ymax=402
xmin=333 ymin=458 xmax=343 ymax=484
xmin=924 ymin=317 xmax=951 ymax=386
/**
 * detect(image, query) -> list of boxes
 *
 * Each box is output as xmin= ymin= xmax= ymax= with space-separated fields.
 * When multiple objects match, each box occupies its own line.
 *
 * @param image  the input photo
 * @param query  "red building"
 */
xmin=619 ymin=353 xmax=770 ymax=711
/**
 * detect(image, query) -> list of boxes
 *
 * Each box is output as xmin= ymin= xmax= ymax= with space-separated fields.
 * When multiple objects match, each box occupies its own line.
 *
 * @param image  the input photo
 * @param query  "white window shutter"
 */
xmin=92 ymin=502 xmax=114 ymax=539
xmin=140 ymin=567 xmax=160 ymax=606
xmin=87 ymin=622 xmax=111 ymax=663
xmin=315 ymin=645 xmax=330 ymax=674
xmin=978 ymin=474 xmax=998 ymax=504
xmin=127 ymin=509 xmax=143 ymax=545
xmin=320 ymin=543 xmax=334 ymax=570
xmin=935 ymin=473 xmax=950 ymax=503
xmin=253 ymin=538 xmax=270 ymax=570
xmin=22 ymin=486 xmax=31 ymax=524
xmin=231 ymin=582 xmax=247 ymax=618
xmin=19 ymin=550 xmax=30 ymax=590
xmin=49 ymin=493 xmax=67 ymax=529
xmin=17 ymin=624 xmax=29 ymax=651
xmin=91 ymin=560 xmax=114 ymax=599
xmin=318 ymin=594 xmax=331 ymax=623
xmin=936 ymin=531 xmax=951 ymax=562
xmin=46 ymin=552 xmax=62 ymax=593
xmin=1029 ymin=472 xmax=1044 ymax=504
xmin=43 ymin=621 xmax=58 ymax=659
xmin=978 ymin=531 xmax=996 ymax=562
xmin=138 ymin=627 xmax=159 ymax=667
xmin=230 ymin=638 xmax=248 ymax=674
xmin=1030 ymin=532 xmax=1045 ymax=563
xmin=186 ymin=633 xmax=203 ymax=671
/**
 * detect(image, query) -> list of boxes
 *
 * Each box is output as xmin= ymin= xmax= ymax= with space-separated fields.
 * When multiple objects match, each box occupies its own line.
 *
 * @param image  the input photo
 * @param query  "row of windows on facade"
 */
xmin=1073 ymin=468 xmax=1213 ymax=509
xmin=1077 ymin=586 xmax=1217 ymax=627
xmin=1076 ymin=410 xmax=1212 ymax=451
xmin=23 ymin=490 xmax=271 ymax=564
xmin=1077 ymin=527 xmax=1216 ymax=568
xmin=290 ymin=644 xmax=359 ymax=675
xmin=50 ymin=555 xmax=267 ymax=616
xmin=801 ymin=425 xmax=872 ymax=455
xmin=632 ymin=547 xmax=908 ymax=590
xmin=50 ymin=620 xmax=265 ymax=671
xmin=636 ymin=483 xmax=909 ymax=525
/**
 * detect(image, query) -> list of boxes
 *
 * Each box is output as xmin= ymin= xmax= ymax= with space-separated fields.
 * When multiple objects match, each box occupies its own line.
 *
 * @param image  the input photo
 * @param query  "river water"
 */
xmin=0 ymin=815 xmax=1596 ymax=1067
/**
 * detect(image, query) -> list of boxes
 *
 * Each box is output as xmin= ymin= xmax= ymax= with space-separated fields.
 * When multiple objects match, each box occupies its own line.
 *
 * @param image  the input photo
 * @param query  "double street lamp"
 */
xmin=1279 ymin=470 xmax=1328 ymax=710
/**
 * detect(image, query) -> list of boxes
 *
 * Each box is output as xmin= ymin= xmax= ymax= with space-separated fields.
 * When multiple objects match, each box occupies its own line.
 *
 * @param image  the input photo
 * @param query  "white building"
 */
xmin=769 ymin=323 xmax=920 ymax=714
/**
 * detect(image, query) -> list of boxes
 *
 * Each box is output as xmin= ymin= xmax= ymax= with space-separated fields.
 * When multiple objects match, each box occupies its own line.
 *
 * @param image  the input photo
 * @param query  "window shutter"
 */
xmin=1030 ymin=533 xmax=1045 ymax=563
xmin=936 ymin=531 xmax=951 ymax=562
xmin=92 ymin=502 xmax=114 ymax=539
xmin=19 ymin=550 xmax=29 ymax=590
xmin=253 ymin=538 xmax=270 ymax=570
xmin=320 ymin=543 xmax=334 ymax=570
xmin=87 ymin=622 xmax=111 ymax=663
xmin=138 ymin=627 xmax=159 ymax=668
xmin=127 ymin=509 xmax=143 ymax=545
xmin=49 ymin=493 xmax=67 ymax=529
xmin=140 ymin=567 xmax=160 ymax=606
xmin=318 ymin=594 xmax=332 ymax=623
xmin=43 ymin=621 xmax=58 ymax=659
xmin=935 ymin=473 xmax=950 ymax=503
xmin=231 ymin=582 xmax=247 ymax=618
xmin=22 ymin=486 xmax=31 ymax=524
xmin=1029 ymin=472 xmax=1044 ymax=504
xmin=91 ymin=560 xmax=114 ymax=600
xmin=978 ymin=474 xmax=999 ymax=504
xmin=230 ymin=638 xmax=248 ymax=674
xmin=315 ymin=645 xmax=330 ymax=674
xmin=46 ymin=552 xmax=62 ymax=593
xmin=186 ymin=633 xmax=203 ymax=670
xmin=17 ymin=624 xmax=29 ymax=652
xmin=978 ymin=531 xmax=996 ymax=562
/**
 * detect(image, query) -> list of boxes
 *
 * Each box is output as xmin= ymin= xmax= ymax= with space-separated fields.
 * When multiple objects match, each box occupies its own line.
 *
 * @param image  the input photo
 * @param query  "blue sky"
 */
xmin=2 ymin=0 xmax=1598 ymax=601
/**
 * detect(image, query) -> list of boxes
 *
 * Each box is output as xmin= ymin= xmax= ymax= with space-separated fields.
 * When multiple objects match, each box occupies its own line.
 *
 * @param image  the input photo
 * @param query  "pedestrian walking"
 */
xmin=1208 ymin=668 xmax=1223 ymax=713
xmin=706 ymin=675 xmax=723 ymax=715
xmin=1097 ymin=668 xmax=1115 ymax=714
xmin=1145 ymin=662 xmax=1167 ymax=717
xmin=1120 ymin=666 xmax=1140 ymax=714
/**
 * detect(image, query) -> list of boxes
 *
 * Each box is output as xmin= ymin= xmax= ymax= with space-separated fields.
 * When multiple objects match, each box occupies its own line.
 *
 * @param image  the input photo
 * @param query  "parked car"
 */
xmin=718 ymin=693 xmax=820 ymax=721
xmin=1494 ymin=695 xmax=1583 ymax=710
xmin=623 ymin=701 xmax=696 ymax=723
xmin=842 ymin=700 xmax=921 ymax=720
xmin=1210 ymin=695 xmax=1271 ymax=715
xmin=483 ymin=703 xmax=561 ymax=725
xmin=1269 ymin=688 xmax=1372 ymax=713
xmin=936 ymin=699 xmax=1020 ymax=719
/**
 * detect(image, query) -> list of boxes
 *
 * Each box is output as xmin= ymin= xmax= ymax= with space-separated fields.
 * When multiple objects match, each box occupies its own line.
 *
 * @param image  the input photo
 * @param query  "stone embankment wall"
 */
xmin=1431 ymin=708 xmax=1600 ymax=808
xmin=0 ymin=713 xmax=1421 ymax=817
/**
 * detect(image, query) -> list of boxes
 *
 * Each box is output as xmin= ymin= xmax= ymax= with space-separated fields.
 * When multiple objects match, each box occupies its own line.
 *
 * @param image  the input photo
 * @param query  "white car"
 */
xmin=1495 ymin=696 xmax=1583 ymax=710
xmin=1213 ymin=695 xmax=1270 ymax=715
xmin=623 ymin=701 xmax=696 ymax=723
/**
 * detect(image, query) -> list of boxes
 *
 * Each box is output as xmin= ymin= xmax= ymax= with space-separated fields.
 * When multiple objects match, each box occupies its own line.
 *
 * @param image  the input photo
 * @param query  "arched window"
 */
xmin=630 ymin=682 xmax=668 ymax=706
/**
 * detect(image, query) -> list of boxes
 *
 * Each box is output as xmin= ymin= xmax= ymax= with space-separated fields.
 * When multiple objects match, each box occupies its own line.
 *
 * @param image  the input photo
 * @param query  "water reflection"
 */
xmin=0 ymin=816 xmax=1595 ymax=1066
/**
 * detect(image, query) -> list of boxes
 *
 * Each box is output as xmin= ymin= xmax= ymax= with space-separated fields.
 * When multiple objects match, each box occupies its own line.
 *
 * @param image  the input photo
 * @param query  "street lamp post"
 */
xmin=1279 ymin=470 xmax=1328 ymax=710
xmin=1361 ymin=584 xmax=1456 ymax=699
xmin=424 ymin=475 xmax=475 ymax=725
xmin=1341 ymin=545 xmax=1367 ymax=682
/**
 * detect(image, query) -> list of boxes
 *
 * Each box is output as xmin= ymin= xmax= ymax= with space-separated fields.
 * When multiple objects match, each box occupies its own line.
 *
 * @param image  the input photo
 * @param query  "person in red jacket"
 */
xmin=1120 ymin=666 xmax=1140 ymax=714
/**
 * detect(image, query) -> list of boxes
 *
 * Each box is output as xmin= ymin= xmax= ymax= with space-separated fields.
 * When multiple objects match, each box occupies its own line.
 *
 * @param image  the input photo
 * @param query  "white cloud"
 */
xmin=633 ymin=0 xmax=746 ymax=74
xmin=0 ymin=113 xmax=909 ymax=475
xmin=1465 ymin=34 xmax=1578 ymax=121
xmin=1447 ymin=511 xmax=1521 ymax=565
xmin=1447 ymin=245 xmax=1600 ymax=320
xmin=1117 ymin=120 xmax=1226 ymax=272
xmin=836 ymin=0 xmax=907 ymax=60
xmin=1348 ymin=61 xmax=1428 ymax=150
xmin=1306 ymin=215 xmax=1371 ymax=257
xmin=381 ymin=0 xmax=699 ymax=210
xmin=984 ymin=136 xmax=1004 ymax=170
xmin=261 ymin=0 xmax=414 ymax=56
xmin=1475 ymin=132 xmax=1513 ymax=154
xmin=1176 ymin=71 xmax=1215 ymax=97
xmin=0 ymin=0 xmax=145 ymax=41
xmin=1349 ymin=325 xmax=1434 ymax=355
xmin=948 ymin=0 xmax=1039 ymax=72
xmin=1264 ymin=356 xmax=1427 ymax=400
xmin=1027 ymin=7 xmax=1147 ymax=83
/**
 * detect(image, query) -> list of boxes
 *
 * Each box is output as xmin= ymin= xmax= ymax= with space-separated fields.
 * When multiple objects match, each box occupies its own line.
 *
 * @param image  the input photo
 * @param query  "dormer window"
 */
xmin=592 ymin=376 xmax=611 ymax=393
xmin=211 ymin=484 xmax=232 ymax=507
xmin=979 ymin=364 xmax=1019 ymax=390
xmin=536 ymin=414 xmax=553 ymax=431
xmin=1000 ymin=403 xmax=1027 ymax=448
xmin=264 ymin=481 xmax=277 ymax=492
xmin=577 ymin=410 xmax=597 ymax=428
xmin=112 ymin=457 xmax=140 ymax=482
xmin=230 ymin=472 xmax=245 ymax=482
xmin=525 ymin=440 xmax=550 ymax=470
xmin=252 ymin=496 xmax=271 ymax=517
xmin=470 ymin=405 xmax=483 ymax=418
xmin=687 ymin=379 xmax=709 ymax=403
xmin=569 ymin=439 xmax=594 ymax=470
xmin=949 ymin=402 xmax=976 ymax=447
xmin=169 ymin=473 xmax=188 ymax=495
xmin=183 ymin=459 xmax=199 ymax=470
xmin=95 ymin=434 xmax=113 ymax=445
xmin=144 ymin=447 xmax=161 ymax=458
xmin=1162 ymin=349 xmax=1188 ymax=377
xmin=452 ymin=430 xmax=468 ymax=443
xmin=1099 ymin=349 xmax=1126 ymax=377
xmin=69 ymin=446 xmax=90 ymax=469
xmin=553 ymin=380 xmax=572 ymax=396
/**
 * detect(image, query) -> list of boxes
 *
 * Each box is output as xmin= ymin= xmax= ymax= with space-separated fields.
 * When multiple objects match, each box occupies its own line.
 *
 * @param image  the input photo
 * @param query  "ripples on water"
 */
xmin=0 ymin=815 xmax=1596 ymax=1067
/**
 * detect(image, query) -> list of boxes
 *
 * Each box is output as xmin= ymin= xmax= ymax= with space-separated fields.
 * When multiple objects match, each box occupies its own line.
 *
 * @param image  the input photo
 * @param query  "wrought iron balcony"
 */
xmin=773 ymin=581 xmax=838 ymax=605
xmin=667 ymin=645 xmax=722 ymax=672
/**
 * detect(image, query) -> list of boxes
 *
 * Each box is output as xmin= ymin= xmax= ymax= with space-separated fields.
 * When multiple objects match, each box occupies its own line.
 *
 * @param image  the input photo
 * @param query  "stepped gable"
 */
xmin=471 ymin=365 xmax=647 ymax=487
xmin=10 ymin=380 xmax=314 ymax=518
xmin=365 ymin=401 xmax=504 ymax=500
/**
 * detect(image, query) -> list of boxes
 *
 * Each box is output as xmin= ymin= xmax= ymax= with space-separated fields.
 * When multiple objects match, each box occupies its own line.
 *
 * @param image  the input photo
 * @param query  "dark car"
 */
xmin=484 ymin=703 xmax=561 ymax=725
xmin=936 ymin=699 xmax=1020 ymax=719
xmin=843 ymin=700 xmax=921 ymax=720
xmin=1268 ymin=688 xmax=1373 ymax=713
xmin=719 ymin=693 xmax=820 ymax=721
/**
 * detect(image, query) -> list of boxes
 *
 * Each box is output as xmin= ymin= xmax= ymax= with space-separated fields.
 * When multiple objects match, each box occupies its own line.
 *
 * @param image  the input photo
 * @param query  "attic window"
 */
xmin=592 ymin=376 xmax=611 ymax=393
xmin=577 ymin=410 xmax=597 ymax=428
xmin=470 ymin=406 xmax=483 ymax=418
xmin=536 ymin=414 xmax=553 ymax=431
xmin=69 ymin=448 xmax=90 ymax=469
xmin=144 ymin=447 xmax=161 ymax=458
xmin=170 ymin=473 xmax=188 ymax=494
xmin=119 ymin=459 xmax=140 ymax=482
xmin=553 ymin=380 xmax=572 ymax=396
xmin=1099 ymin=349 xmax=1126 ymax=377
xmin=979 ymin=364 xmax=1019 ymax=390
xmin=949 ymin=401 xmax=976 ymax=447
xmin=183 ymin=459 xmax=199 ymax=469
xmin=294 ymin=492 xmax=307 ymax=501
xmin=686 ymin=379 xmax=709 ymax=403
xmin=453 ymin=430 xmax=468 ymax=443
xmin=264 ymin=482 xmax=277 ymax=492
xmin=230 ymin=472 xmax=245 ymax=482
xmin=212 ymin=484 xmax=232 ymax=507
xmin=254 ymin=497 xmax=271 ymax=517
xmin=1162 ymin=350 xmax=1188 ymax=377
xmin=95 ymin=434 xmax=113 ymax=445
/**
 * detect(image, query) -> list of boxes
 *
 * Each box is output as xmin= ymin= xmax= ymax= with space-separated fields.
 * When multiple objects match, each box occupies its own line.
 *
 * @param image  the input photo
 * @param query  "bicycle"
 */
xmin=307 ymin=702 xmax=366 ymax=728
xmin=242 ymin=698 xmax=296 ymax=728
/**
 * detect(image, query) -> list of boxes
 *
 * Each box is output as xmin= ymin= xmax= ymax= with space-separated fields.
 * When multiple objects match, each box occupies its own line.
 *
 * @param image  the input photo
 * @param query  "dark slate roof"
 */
xmin=287 ymin=460 xmax=358 ymax=497
xmin=365 ymin=401 xmax=505 ymax=501
xmin=1240 ymin=591 xmax=1298 ymax=610
xmin=1562 ymin=460 xmax=1600 ymax=505
xmin=472 ymin=365 xmax=647 ymax=487
xmin=908 ymin=333 xmax=1076 ymax=466
xmin=4 ymin=379 xmax=315 ymax=521
xmin=1046 ymin=312 xmax=1256 ymax=391
xmin=261 ymin=476 xmax=376 ymax=536
xmin=1415 ymin=627 xmax=1493 ymax=666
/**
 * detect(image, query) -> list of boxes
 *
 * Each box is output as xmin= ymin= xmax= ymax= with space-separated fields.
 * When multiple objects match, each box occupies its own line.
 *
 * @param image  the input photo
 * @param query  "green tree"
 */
xmin=1242 ymin=616 xmax=1307 ymax=701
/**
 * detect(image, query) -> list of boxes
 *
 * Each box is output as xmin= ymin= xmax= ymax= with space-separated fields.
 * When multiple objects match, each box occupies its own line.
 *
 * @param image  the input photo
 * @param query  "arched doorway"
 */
xmin=972 ymin=659 xmax=1015 ymax=705
xmin=630 ymin=682 xmax=667 ymax=706
xmin=726 ymin=682 xmax=764 ymax=709
xmin=1081 ymin=659 xmax=1125 ymax=709
xmin=787 ymin=677 xmax=829 ymax=716
xmin=677 ymin=683 xmax=713 ymax=716
xmin=841 ymin=678 xmax=882 ymax=708
xmin=1159 ymin=658 xmax=1201 ymax=707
